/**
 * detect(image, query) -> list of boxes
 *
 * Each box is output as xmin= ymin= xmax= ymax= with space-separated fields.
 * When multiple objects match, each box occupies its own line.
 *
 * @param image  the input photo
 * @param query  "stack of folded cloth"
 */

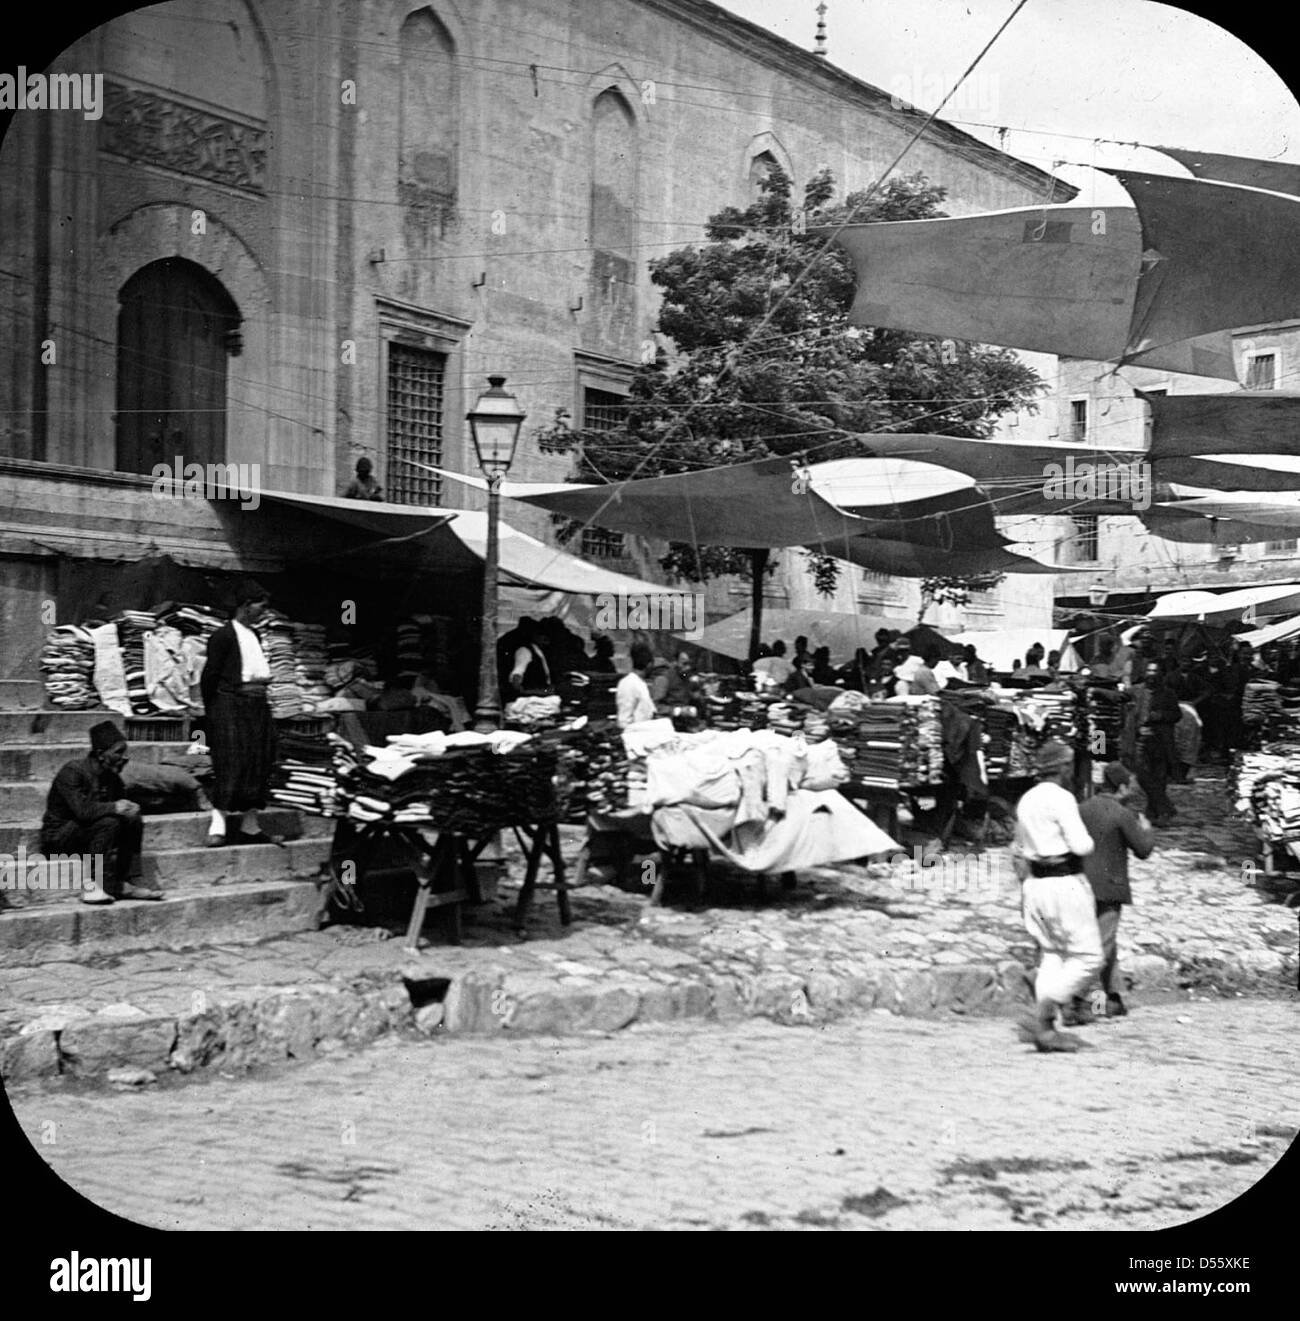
xmin=114 ymin=611 xmax=158 ymax=714
xmin=732 ymin=691 xmax=772 ymax=730
xmin=291 ymin=621 xmax=331 ymax=706
xmin=1083 ymin=682 xmax=1126 ymax=761
xmin=1231 ymin=748 xmax=1300 ymax=817
xmin=393 ymin=618 xmax=426 ymax=674
xmin=829 ymin=704 xmax=903 ymax=786
xmin=555 ymin=721 xmax=635 ymax=815
xmin=766 ymin=702 xmax=804 ymax=737
xmin=802 ymin=711 xmax=830 ymax=742
xmin=979 ymin=702 xmax=1018 ymax=779
xmin=158 ymin=603 xmax=224 ymax=637
xmin=1250 ymin=774 xmax=1300 ymax=841
xmin=40 ymin=624 xmax=99 ymax=709
xmin=900 ymin=696 xmax=944 ymax=785
xmin=268 ymin=731 xmax=342 ymax=816
xmin=1242 ymin=681 xmax=1288 ymax=742
xmin=505 ymin=694 xmax=564 ymax=729
xmin=254 ymin=609 xmax=307 ymax=718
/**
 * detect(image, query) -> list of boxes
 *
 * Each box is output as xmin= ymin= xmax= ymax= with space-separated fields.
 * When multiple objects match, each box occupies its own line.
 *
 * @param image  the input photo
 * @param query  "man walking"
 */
xmin=1133 ymin=660 xmax=1181 ymax=826
xmin=41 ymin=721 xmax=160 ymax=905
xmin=1072 ymin=762 xmax=1155 ymax=1022
xmin=1012 ymin=739 xmax=1102 ymax=1053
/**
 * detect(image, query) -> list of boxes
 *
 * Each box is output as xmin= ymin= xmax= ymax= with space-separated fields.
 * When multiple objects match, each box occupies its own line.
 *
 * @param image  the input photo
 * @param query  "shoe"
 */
xmin=80 ymin=886 xmax=115 ymax=905
xmin=1105 ymin=994 xmax=1128 ymax=1018
xmin=206 ymin=832 xmax=227 ymax=848
xmin=1034 ymin=1028 xmax=1084 ymax=1053
xmin=1060 ymin=999 xmax=1096 ymax=1027
xmin=120 ymin=884 xmax=164 ymax=902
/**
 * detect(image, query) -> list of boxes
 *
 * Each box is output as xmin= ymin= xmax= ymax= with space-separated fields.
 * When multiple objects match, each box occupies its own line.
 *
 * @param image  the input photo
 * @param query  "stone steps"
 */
xmin=0 ymin=680 xmax=44 ymax=708
xmin=1 ymin=836 xmax=332 ymax=909
xmin=0 ymin=709 xmax=188 ymax=744
xmin=1 ymin=740 xmax=193 ymax=783
xmin=0 ymin=807 xmax=334 ymax=854
xmin=0 ymin=879 xmax=326 ymax=967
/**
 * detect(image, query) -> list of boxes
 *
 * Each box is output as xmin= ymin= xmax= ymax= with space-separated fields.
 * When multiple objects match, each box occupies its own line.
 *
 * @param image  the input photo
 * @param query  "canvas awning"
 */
xmin=1146 ymin=391 xmax=1300 ymax=462
xmin=1154 ymin=146 xmax=1300 ymax=199
xmin=1146 ymin=584 xmax=1300 ymax=624
xmin=1237 ymin=613 xmax=1300 ymax=648
xmin=820 ymin=171 xmax=1300 ymax=380
xmin=689 ymin=607 xmax=915 ymax=664
xmin=256 ymin=489 xmax=681 ymax=597
xmin=947 ymin=628 xmax=1082 ymax=673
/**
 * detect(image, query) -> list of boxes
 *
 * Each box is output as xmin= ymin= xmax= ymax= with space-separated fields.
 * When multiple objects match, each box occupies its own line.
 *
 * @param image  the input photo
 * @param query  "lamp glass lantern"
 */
xmin=1088 ymin=579 xmax=1109 ymax=608
xmin=467 ymin=375 xmax=526 ymax=476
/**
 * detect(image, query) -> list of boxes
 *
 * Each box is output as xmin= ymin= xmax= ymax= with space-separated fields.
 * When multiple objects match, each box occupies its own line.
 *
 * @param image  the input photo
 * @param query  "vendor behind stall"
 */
xmin=652 ymin=649 xmax=700 ymax=717
xmin=617 ymin=642 xmax=657 ymax=727
xmin=200 ymin=584 xmax=277 ymax=846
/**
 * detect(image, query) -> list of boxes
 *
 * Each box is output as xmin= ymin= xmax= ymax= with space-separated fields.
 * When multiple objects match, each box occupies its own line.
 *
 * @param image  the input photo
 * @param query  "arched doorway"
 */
xmin=115 ymin=258 xmax=242 ymax=475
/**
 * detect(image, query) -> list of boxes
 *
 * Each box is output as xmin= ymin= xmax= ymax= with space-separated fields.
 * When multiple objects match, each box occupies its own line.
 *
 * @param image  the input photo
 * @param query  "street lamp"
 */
xmin=1088 ymin=579 xmax=1109 ymax=608
xmin=467 ymin=375 xmax=526 ymax=731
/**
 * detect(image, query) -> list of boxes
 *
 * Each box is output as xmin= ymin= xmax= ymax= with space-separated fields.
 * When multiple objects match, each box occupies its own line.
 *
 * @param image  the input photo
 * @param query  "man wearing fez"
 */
xmin=201 ymin=583 xmax=277 ymax=846
xmin=41 ymin=721 xmax=160 ymax=905
xmin=1012 ymin=739 xmax=1102 ymax=1053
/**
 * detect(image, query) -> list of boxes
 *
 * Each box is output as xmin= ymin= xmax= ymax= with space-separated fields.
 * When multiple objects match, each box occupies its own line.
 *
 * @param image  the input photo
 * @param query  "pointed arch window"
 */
xmin=590 ymin=89 xmax=636 ymax=298
xmin=399 ymin=8 xmax=458 ymax=231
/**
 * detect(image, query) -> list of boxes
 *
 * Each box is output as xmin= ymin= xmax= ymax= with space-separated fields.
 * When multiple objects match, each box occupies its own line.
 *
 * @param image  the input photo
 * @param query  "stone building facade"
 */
xmin=0 ymin=0 xmax=1072 ymax=674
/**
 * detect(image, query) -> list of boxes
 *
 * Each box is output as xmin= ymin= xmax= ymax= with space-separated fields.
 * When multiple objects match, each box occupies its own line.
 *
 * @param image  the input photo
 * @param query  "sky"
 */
xmin=716 ymin=0 xmax=1300 ymax=204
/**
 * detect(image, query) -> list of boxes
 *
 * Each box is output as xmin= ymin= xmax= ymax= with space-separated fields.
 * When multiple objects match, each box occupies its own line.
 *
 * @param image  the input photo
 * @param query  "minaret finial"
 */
xmin=814 ymin=2 xmax=828 ymax=58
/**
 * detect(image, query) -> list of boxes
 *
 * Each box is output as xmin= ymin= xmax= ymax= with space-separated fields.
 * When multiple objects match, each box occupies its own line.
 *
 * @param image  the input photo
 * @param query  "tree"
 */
xmin=918 ymin=573 xmax=1007 ymax=624
xmin=552 ymin=167 xmax=1045 ymax=658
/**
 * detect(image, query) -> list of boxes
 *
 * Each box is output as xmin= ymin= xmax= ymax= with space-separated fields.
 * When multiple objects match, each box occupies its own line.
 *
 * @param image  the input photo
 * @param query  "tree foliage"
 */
xmin=553 ymin=168 xmax=1045 ymax=590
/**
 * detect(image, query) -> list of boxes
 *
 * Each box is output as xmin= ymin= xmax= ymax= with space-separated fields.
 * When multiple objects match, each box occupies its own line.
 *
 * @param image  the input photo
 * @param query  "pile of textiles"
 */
xmin=505 ymin=694 xmax=563 ymax=729
xmin=980 ymin=702 xmax=1019 ymax=779
xmin=1083 ymin=682 xmax=1126 ymax=764
xmin=157 ymin=603 xmax=223 ymax=638
xmin=114 ymin=611 xmax=157 ymax=714
xmin=1250 ymin=774 xmax=1300 ymax=841
xmin=554 ymin=721 xmax=634 ymax=816
xmin=40 ymin=625 xmax=98 ymax=709
xmin=732 ymin=692 xmax=773 ymax=730
xmin=767 ymin=702 xmax=805 ymax=737
xmin=393 ymin=618 xmax=426 ymax=673
xmin=332 ymin=728 xmax=560 ymax=830
xmin=268 ymin=731 xmax=344 ymax=816
xmin=1231 ymin=748 xmax=1300 ymax=818
xmin=1241 ymin=681 xmax=1292 ymax=743
xmin=255 ymin=609 xmax=307 ymax=718
xmin=825 ymin=698 xmax=943 ymax=788
xmin=292 ymin=622 xmax=331 ymax=707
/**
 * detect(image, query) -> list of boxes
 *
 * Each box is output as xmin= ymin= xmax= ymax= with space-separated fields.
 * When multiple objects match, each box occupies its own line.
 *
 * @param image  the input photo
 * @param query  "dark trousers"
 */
xmin=1137 ymin=726 xmax=1176 ymax=819
xmin=41 ymin=814 xmax=143 ymax=897
xmin=1095 ymin=900 xmax=1122 ymax=996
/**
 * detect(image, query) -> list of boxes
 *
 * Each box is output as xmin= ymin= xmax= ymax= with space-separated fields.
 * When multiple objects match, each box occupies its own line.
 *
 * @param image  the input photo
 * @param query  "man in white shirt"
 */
xmin=751 ymin=640 xmax=794 ymax=688
xmin=616 ymin=642 xmax=657 ymax=728
xmin=1012 ymin=739 xmax=1103 ymax=1053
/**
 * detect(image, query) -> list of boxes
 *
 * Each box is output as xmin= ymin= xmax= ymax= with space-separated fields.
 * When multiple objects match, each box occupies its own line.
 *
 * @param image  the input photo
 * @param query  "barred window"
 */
xmin=1070 ymin=398 xmax=1088 ymax=445
xmin=1246 ymin=352 xmax=1277 ymax=390
xmin=580 ymin=387 xmax=629 ymax=557
xmin=386 ymin=343 xmax=445 ymax=505
xmin=1068 ymin=514 xmax=1099 ymax=563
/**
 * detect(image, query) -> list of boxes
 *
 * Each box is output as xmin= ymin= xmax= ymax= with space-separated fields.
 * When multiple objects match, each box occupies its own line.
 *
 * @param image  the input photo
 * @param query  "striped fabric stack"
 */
xmin=268 ymin=731 xmax=344 ymax=816
xmin=40 ymin=625 xmax=99 ymax=709
xmin=114 ymin=611 xmax=157 ymax=715
xmin=254 ymin=609 xmax=307 ymax=718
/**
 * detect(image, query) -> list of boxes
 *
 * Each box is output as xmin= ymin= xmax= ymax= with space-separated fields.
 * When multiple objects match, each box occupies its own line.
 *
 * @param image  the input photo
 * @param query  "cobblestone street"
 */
xmin=8 ymin=998 xmax=1297 ymax=1234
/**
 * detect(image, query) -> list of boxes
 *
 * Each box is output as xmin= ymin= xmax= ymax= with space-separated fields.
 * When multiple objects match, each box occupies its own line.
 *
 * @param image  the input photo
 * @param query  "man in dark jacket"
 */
xmin=41 ymin=721 xmax=159 ymax=904
xmin=1070 ymin=762 xmax=1155 ymax=1023
xmin=1133 ymin=660 xmax=1181 ymax=826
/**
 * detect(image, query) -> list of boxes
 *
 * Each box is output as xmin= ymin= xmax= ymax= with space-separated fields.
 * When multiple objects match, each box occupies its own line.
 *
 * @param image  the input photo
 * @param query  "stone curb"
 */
xmin=0 ymin=937 xmax=1260 ymax=1088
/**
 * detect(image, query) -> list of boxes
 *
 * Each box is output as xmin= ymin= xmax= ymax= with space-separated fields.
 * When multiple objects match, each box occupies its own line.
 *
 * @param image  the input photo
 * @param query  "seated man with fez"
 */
xmin=40 ymin=720 xmax=161 ymax=905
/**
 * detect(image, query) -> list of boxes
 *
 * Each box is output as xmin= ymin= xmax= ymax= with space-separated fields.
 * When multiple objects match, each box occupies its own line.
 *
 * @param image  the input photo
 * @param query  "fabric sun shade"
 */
xmin=817 ymin=203 xmax=1237 ymax=381
xmin=1146 ymin=584 xmax=1300 ymax=624
xmin=820 ymin=171 xmax=1300 ymax=380
xmin=1237 ymin=613 xmax=1300 ymax=649
xmin=1154 ymin=146 xmax=1300 ymax=200
xmin=256 ymin=488 xmax=680 ymax=597
xmin=1157 ymin=486 xmax=1300 ymax=529
xmin=946 ymin=628 xmax=1082 ymax=673
xmin=1145 ymin=392 xmax=1300 ymax=461
xmin=689 ymin=607 xmax=916 ymax=664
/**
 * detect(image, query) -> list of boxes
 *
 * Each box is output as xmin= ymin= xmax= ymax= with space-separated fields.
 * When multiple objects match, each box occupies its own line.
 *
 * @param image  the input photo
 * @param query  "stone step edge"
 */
xmin=0 ymin=946 xmax=1219 ymax=1086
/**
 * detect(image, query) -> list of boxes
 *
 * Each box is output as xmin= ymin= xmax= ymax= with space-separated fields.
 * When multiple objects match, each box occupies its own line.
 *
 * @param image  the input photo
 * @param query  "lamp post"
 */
xmin=1088 ymin=579 xmax=1109 ymax=609
xmin=467 ymin=375 xmax=526 ymax=732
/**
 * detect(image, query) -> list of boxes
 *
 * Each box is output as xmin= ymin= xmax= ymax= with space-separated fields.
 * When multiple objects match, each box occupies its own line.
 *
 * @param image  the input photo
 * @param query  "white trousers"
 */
xmin=1022 ymin=873 xmax=1104 ymax=1006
